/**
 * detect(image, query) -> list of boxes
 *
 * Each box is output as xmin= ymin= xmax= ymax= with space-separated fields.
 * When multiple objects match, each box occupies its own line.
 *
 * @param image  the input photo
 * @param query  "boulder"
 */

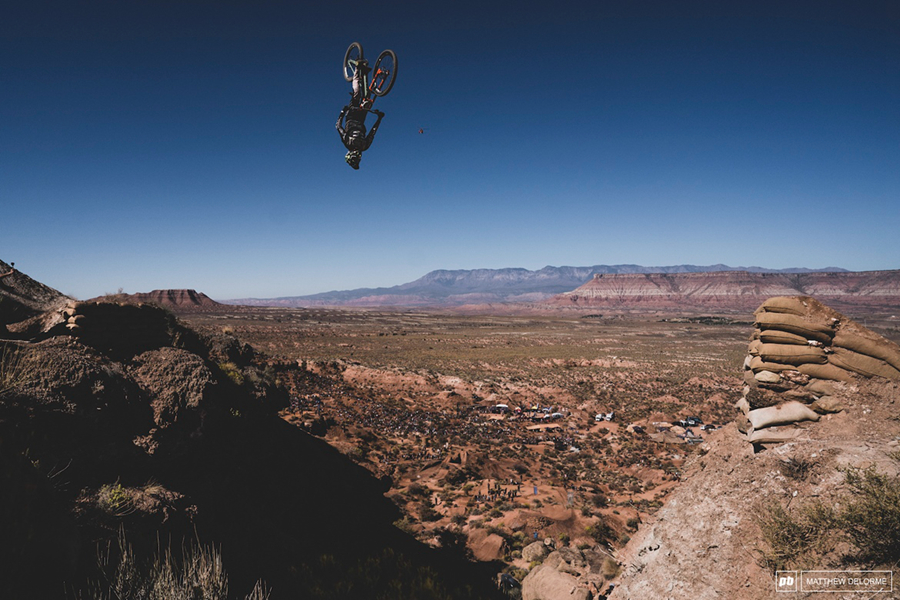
xmin=521 ymin=562 xmax=591 ymax=600
xmin=523 ymin=541 xmax=550 ymax=563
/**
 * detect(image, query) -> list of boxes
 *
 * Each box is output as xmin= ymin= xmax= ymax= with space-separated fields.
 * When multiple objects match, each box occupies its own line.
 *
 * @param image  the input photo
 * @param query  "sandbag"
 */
xmin=743 ymin=354 xmax=753 ymax=370
xmin=806 ymin=379 xmax=836 ymax=397
xmin=829 ymin=347 xmax=900 ymax=380
xmin=759 ymin=330 xmax=815 ymax=346
xmin=797 ymin=363 xmax=855 ymax=383
xmin=735 ymin=396 xmax=750 ymax=415
xmin=755 ymin=297 xmax=810 ymax=317
xmin=748 ymin=339 xmax=762 ymax=356
xmin=810 ymin=396 xmax=844 ymax=414
xmin=750 ymin=356 xmax=795 ymax=373
xmin=755 ymin=312 xmax=835 ymax=344
xmin=758 ymin=343 xmax=828 ymax=365
xmin=754 ymin=369 xmax=782 ymax=383
xmin=747 ymin=428 xmax=803 ymax=443
xmin=833 ymin=331 xmax=900 ymax=372
xmin=748 ymin=401 xmax=820 ymax=430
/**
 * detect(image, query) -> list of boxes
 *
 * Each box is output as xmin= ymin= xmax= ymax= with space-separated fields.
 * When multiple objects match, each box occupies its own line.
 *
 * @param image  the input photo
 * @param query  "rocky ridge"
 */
xmin=546 ymin=270 xmax=900 ymax=313
xmin=89 ymin=289 xmax=222 ymax=311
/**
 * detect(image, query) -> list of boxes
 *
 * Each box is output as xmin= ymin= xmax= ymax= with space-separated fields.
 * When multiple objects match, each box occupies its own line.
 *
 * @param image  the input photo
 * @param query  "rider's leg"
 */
xmin=351 ymin=66 xmax=363 ymax=107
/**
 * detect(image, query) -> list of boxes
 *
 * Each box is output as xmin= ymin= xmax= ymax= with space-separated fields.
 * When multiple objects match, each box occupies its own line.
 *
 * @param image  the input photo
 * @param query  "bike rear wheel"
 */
xmin=370 ymin=49 xmax=397 ymax=97
xmin=343 ymin=42 xmax=364 ymax=82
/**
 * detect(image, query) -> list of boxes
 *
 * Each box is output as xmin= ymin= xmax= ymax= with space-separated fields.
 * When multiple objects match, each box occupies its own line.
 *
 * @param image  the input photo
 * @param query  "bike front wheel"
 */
xmin=343 ymin=42 xmax=364 ymax=82
xmin=370 ymin=49 xmax=397 ymax=96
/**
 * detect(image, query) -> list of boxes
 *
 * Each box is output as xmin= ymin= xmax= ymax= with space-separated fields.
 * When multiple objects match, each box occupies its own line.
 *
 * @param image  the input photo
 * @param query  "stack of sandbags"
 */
xmin=748 ymin=296 xmax=900 ymax=383
xmin=737 ymin=296 xmax=900 ymax=446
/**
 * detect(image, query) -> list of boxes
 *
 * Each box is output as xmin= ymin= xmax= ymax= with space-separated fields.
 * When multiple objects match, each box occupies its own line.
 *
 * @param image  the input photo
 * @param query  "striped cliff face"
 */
xmin=545 ymin=271 xmax=900 ymax=313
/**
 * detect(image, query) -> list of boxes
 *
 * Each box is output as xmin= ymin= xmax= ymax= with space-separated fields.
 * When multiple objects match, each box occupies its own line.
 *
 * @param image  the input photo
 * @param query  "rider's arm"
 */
xmin=365 ymin=111 xmax=384 ymax=148
xmin=335 ymin=106 xmax=349 ymax=136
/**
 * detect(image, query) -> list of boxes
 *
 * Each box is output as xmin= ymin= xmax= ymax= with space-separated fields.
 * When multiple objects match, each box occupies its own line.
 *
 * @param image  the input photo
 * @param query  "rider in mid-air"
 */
xmin=336 ymin=59 xmax=384 ymax=170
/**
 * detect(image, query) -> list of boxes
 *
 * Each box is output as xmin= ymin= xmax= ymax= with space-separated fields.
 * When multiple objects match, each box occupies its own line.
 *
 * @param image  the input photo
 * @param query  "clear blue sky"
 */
xmin=3 ymin=1 xmax=898 ymax=300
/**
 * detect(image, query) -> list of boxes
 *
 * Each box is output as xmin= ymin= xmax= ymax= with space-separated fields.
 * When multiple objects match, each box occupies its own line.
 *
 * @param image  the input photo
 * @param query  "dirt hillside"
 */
xmin=608 ymin=298 xmax=900 ymax=600
xmin=0 ymin=267 xmax=503 ymax=599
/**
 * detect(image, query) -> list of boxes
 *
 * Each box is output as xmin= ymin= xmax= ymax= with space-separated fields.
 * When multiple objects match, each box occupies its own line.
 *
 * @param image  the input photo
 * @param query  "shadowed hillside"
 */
xmin=0 ymin=265 xmax=503 ymax=599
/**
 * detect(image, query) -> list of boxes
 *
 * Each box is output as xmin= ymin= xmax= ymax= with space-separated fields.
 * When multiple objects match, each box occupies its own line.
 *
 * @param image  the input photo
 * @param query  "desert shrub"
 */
xmin=486 ymin=525 xmax=507 ymax=538
xmin=841 ymin=466 xmax=900 ymax=563
xmin=218 ymin=362 xmax=245 ymax=386
xmin=591 ymin=493 xmax=608 ymax=508
xmin=557 ymin=532 xmax=570 ymax=545
xmin=601 ymin=557 xmax=620 ymax=579
xmin=758 ymin=465 xmax=900 ymax=569
xmin=407 ymin=482 xmax=429 ymax=498
xmin=0 ymin=343 xmax=30 ymax=396
xmin=393 ymin=517 xmax=415 ymax=534
xmin=88 ymin=529 xmax=268 ymax=600
xmin=419 ymin=501 xmax=441 ymax=522
xmin=778 ymin=457 xmax=816 ymax=481
xmin=98 ymin=483 xmax=133 ymax=517
xmin=756 ymin=500 xmax=837 ymax=570
xmin=626 ymin=517 xmax=640 ymax=530
xmin=586 ymin=522 xmax=614 ymax=545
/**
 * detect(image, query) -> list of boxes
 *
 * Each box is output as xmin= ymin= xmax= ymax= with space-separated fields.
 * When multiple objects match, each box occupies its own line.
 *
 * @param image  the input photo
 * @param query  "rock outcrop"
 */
xmin=521 ymin=545 xmax=611 ymax=600
xmin=91 ymin=289 xmax=222 ymax=311
xmin=0 ymin=259 xmax=73 ymax=336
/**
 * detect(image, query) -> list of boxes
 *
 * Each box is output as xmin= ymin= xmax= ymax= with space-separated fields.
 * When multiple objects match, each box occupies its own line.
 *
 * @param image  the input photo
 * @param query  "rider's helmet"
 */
xmin=345 ymin=150 xmax=362 ymax=170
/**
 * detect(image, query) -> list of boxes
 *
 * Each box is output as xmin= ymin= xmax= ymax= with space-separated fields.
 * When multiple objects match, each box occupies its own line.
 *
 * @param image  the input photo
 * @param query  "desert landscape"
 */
xmin=5 ymin=257 xmax=899 ymax=599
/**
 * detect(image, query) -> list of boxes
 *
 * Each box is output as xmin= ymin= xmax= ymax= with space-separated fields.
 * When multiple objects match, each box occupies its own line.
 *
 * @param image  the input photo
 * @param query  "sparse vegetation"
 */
xmin=98 ymin=483 xmax=134 ymax=517
xmin=84 ymin=530 xmax=268 ymax=600
xmin=0 ymin=343 xmax=29 ymax=396
xmin=219 ymin=361 xmax=245 ymax=386
xmin=841 ymin=465 xmax=900 ymax=563
xmin=758 ymin=464 xmax=900 ymax=570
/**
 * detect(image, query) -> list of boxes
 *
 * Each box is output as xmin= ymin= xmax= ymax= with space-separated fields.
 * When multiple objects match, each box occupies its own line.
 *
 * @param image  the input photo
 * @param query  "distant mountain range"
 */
xmin=224 ymin=264 xmax=851 ymax=308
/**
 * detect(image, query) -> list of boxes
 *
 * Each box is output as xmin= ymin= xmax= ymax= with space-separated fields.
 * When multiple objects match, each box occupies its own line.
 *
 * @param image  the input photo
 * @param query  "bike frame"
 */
xmin=348 ymin=58 xmax=391 ymax=104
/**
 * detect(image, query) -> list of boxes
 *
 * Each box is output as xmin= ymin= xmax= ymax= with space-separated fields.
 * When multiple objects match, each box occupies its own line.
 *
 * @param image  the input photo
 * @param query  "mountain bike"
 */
xmin=343 ymin=42 xmax=397 ymax=105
